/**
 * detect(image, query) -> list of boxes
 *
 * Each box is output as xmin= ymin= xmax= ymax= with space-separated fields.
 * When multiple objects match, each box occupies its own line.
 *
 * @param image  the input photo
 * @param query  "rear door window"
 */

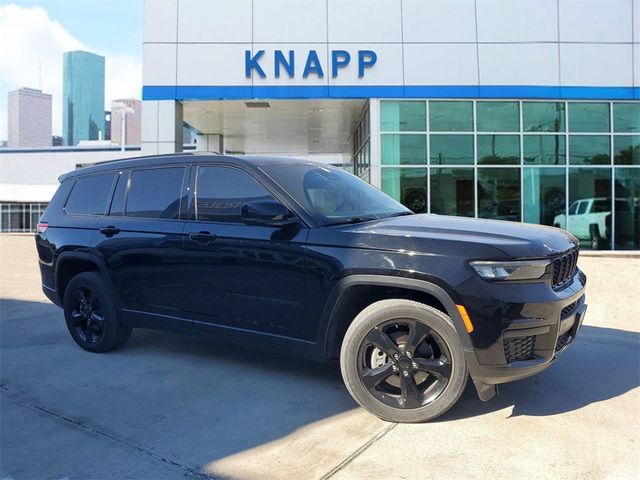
xmin=65 ymin=173 xmax=115 ymax=215
xmin=126 ymin=167 xmax=186 ymax=219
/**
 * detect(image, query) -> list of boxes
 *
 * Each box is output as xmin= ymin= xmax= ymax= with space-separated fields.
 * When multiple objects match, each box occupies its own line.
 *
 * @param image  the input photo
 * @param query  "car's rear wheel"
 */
xmin=63 ymin=272 xmax=131 ymax=353
xmin=589 ymin=225 xmax=604 ymax=250
xmin=340 ymin=299 xmax=468 ymax=423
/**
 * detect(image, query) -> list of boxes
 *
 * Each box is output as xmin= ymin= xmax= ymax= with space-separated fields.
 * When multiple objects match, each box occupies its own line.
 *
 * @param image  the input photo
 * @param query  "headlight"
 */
xmin=469 ymin=260 xmax=550 ymax=281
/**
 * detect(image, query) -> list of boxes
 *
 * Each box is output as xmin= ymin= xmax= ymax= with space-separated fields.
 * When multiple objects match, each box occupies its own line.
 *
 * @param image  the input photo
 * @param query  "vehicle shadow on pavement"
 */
xmin=2 ymin=298 xmax=638 ymax=479
xmin=1 ymin=298 xmax=359 ymax=478
xmin=440 ymin=325 xmax=640 ymax=421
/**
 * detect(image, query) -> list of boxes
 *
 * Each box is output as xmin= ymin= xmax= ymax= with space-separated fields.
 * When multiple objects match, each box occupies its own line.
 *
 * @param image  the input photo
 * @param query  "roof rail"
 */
xmin=93 ymin=151 xmax=195 ymax=166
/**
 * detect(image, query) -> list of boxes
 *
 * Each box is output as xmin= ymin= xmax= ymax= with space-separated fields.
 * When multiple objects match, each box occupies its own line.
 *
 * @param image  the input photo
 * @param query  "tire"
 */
xmin=340 ymin=299 xmax=468 ymax=423
xmin=63 ymin=272 xmax=131 ymax=353
xmin=405 ymin=191 xmax=426 ymax=213
xmin=589 ymin=225 xmax=603 ymax=250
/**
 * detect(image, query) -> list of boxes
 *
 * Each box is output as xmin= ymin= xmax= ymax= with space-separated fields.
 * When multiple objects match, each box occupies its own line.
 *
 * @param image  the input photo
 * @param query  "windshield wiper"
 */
xmin=388 ymin=211 xmax=414 ymax=217
xmin=326 ymin=216 xmax=378 ymax=226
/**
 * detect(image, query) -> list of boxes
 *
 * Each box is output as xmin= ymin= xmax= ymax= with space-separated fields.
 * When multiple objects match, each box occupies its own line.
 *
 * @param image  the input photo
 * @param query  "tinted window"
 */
xmin=261 ymin=164 xmax=409 ymax=224
xmin=523 ymin=102 xmax=565 ymax=132
xmin=569 ymin=103 xmax=610 ymax=132
xmin=108 ymin=172 xmax=128 ymax=216
xmin=568 ymin=202 xmax=579 ymax=215
xmin=46 ymin=179 xmax=76 ymax=213
xmin=196 ymin=166 xmax=273 ymax=222
xmin=126 ymin=167 xmax=185 ymax=219
xmin=577 ymin=202 xmax=589 ymax=214
xmin=477 ymin=135 xmax=520 ymax=165
xmin=593 ymin=200 xmax=609 ymax=213
xmin=381 ymin=134 xmax=427 ymax=165
xmin=65 ymin=173 xmax=115 ymax=215
xmin=430 ymin=134 xmax=474 ymax=165
xmin=476 ymin=102 xmax=519 ymax=132
xmin=381 ymin=101 xmax=426 ymax=132
xmin=477 ymin=168 xmax=521 ymax=222
xmin=429 ymin=101 xmax=472 ymax=131
xmin=613 ymin=103 xmax=640 ymax=133
xmin=569 ymin=135 xmax=610 ymax=165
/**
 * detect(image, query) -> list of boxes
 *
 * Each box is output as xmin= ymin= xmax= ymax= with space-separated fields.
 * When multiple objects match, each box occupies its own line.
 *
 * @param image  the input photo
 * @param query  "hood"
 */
xmin=321 ymin=214 xmax=577 ymax=259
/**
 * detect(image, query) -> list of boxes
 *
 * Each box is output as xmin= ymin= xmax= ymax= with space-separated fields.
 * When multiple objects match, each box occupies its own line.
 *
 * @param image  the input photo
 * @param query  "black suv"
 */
xmin=36 ymin=153 xmax=587 ymax=422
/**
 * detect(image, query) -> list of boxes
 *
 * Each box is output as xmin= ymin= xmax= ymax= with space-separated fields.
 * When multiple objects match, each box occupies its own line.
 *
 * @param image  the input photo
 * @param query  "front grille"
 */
xmin=561 ymin=301 xmax=578 ymax=317
xmin=556 ymin=332 xmax=572 ymax=351
xmin=504 ymin=336 xmax=536 ymax=363
xmin=551 ymin=247 xmax=579 ymax=289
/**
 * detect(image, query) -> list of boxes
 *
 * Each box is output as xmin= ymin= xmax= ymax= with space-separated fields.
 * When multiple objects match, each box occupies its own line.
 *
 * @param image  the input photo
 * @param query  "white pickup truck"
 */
xmin=554 ymin=197 xmax=634 ymax=249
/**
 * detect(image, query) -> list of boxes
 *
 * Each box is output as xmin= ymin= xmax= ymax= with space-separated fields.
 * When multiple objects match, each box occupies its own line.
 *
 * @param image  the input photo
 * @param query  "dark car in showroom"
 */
xmin=35 ymin=153 xmax=587 ymax=422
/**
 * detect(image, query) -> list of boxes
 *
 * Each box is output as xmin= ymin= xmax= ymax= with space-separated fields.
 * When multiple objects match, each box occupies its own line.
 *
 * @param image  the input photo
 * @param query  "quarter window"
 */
xmin=126 ymin=167 xmax=185 ymax=219
xmin=65 ymin=173 xmax=115 ymax=215
xmin=195 ymin=166 xmax=274 ymax=222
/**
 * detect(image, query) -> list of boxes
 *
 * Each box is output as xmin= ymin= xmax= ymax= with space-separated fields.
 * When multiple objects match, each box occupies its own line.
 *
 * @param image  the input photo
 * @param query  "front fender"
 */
xmin=319 ymin=274 xmax=475 ymax=360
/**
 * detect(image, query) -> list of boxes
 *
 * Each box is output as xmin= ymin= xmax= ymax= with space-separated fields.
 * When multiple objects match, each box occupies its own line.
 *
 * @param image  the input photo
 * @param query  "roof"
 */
xmin=58 ymin=152 xmax=320 ymax=182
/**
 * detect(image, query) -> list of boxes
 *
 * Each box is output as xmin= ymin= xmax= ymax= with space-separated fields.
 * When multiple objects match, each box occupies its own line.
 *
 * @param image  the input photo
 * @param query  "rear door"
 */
xmin=92 ymin=165 xmax=192 ymax=327
xmin=182 ymin=163 xmax=308 ymax=340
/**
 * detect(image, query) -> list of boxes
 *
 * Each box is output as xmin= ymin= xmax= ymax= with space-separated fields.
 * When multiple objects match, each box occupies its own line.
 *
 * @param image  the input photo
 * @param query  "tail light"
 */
xmin=36 ymin=222 xmax=48 ymax=233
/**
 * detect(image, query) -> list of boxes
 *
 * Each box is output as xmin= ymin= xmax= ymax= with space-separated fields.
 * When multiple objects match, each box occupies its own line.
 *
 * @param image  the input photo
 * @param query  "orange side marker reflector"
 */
xmin=456 ymin=304 xmax=474 ymax=333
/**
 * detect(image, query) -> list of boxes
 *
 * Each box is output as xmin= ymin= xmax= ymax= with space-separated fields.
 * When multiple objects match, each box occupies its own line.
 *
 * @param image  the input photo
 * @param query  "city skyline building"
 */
xmin=62 ymin=50 xmax=105 ymax=145
xmin=7 ymin=87 xmax=52 ymax=148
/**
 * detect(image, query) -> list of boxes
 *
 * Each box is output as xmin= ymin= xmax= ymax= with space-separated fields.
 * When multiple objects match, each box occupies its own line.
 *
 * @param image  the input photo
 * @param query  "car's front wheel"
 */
xmin=340 ymin=299 xmax=468 ymax=423
xmin=63 ymin=272 xmax=131 ymax=353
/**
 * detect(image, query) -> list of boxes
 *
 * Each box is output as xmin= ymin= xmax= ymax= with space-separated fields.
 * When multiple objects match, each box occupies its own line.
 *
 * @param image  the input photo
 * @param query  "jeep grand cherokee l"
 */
xmin=35 ymin=153 xmax=587 ymax=423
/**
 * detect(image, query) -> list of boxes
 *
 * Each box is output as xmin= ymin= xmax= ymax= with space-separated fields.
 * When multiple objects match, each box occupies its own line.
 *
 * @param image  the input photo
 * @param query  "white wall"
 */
xmin=0 ymin=149 xmax=141 ymax=202
xmin=143 ymin=0 xmax=637 ymax=92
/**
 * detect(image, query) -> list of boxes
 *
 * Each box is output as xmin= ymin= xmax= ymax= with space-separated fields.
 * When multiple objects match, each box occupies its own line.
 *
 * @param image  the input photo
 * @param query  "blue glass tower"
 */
xmin=62 ymin=51 xmax=105 ymax=145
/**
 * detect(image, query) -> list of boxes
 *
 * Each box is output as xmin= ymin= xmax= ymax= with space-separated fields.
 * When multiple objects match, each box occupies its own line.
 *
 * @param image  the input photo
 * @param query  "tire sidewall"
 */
xmin=63 ymin=272 xmax=122 ymax=353
xmin=340 ymin=300 xmax=468 ymax=423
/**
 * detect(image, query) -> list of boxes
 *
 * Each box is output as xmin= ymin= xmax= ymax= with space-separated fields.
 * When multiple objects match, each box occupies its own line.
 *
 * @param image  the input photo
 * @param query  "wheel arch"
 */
xmin=320 ymin=275 xmax=473 ymax=361
xmin=54 ymin=252 xmax=117 ymax=307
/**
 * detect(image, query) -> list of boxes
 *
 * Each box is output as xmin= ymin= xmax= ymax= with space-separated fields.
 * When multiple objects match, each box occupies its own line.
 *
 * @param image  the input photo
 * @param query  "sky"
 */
xmin=0 ymin=0 xmax=143 ymax=139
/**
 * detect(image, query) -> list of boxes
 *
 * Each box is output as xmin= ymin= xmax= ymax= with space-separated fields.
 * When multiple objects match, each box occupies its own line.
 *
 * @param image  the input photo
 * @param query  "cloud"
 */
xmin=0 ymin=4 xmax=142 ymax=139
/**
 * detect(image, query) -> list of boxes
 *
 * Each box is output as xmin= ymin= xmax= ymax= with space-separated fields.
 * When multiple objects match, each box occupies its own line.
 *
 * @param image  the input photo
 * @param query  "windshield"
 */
xmin=260 ymin=164 xmax=411 ymax=225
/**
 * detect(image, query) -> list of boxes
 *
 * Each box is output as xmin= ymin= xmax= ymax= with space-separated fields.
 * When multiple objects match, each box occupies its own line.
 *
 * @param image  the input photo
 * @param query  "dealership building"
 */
xmin=2 ymin=0 xmax=639 ymax=250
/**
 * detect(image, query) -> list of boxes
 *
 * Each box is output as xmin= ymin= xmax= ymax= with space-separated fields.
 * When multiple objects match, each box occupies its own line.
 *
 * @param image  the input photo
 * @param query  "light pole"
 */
xmin=112 ymin=102 xmax=135 ymax=152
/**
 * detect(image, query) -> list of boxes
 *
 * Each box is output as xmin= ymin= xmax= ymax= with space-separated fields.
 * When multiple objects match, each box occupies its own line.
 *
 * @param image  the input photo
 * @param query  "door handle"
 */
xmin=189 ymin=231 xmax=217 ymax=244
xmin=99 ymin=226 xmax=121 ymax=237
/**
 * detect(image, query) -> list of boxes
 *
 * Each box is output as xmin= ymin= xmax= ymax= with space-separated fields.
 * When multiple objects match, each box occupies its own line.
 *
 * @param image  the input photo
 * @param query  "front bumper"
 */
xmin=465 ymin=300 xmax=586 ymax=388
xmin=455 ymin=268 xmax=587 ymax=393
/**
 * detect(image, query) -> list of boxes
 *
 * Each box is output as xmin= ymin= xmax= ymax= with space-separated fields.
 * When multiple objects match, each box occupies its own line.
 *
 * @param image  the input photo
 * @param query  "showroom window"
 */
xmin=0 ymin=202 xmax=48 ymax=232
xmin=378 ymin=99 xmax=640 ymax=250
xmin=353 ymin=103 xmax=371 ymax=181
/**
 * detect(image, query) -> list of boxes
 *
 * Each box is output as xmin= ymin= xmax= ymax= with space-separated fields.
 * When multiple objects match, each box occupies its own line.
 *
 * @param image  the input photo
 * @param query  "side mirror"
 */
xmin=241 ymin=200 xmax=297 ymax=226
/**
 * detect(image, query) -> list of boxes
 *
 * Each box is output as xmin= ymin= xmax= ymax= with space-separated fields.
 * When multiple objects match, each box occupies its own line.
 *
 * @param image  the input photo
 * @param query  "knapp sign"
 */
xmin=245 ymin=49 xmax=378 ymax=79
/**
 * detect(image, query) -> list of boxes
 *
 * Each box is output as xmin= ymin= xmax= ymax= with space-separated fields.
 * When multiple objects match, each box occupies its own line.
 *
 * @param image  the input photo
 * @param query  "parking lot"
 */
xmin=1 ymin=234 xmax=638 ymax=480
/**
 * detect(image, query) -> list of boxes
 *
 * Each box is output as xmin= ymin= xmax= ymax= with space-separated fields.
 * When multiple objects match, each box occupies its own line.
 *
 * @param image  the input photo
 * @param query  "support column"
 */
xmin=369 ymin=99 xmax=381 ymax=188
xmin=141 ymin=100 xmax=183 ymax=155
xmin=195 ymin=134 xmax=224 ymax=153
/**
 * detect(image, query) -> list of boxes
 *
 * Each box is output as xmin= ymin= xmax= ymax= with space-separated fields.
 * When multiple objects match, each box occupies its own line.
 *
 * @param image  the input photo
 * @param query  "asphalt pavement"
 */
xmin=1 ymin=234 xmax=638 ymax=479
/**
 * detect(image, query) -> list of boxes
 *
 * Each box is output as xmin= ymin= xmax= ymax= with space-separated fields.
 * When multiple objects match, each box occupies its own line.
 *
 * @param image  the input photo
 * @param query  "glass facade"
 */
xmin=0 ymin=203 xmax=48 ymax=232
xmin=378 ymin=100 xmax=640 ymax=250
xmin=353 ymin=103 xmax=371 ymax=181
xmin=63 ymin=51 xmax=106 ymax=146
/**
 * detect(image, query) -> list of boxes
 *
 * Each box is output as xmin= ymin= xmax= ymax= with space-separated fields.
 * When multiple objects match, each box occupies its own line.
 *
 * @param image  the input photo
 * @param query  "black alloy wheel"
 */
xmin=340 ymin=299 xmax=468 ymax=423
xmin=357 ymin=319 xmax=452 ymax=409
xmin=63 ymin=271 xmax=132 ymax=352
xmin=68 ymin=286 xmax=105 ymax=344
